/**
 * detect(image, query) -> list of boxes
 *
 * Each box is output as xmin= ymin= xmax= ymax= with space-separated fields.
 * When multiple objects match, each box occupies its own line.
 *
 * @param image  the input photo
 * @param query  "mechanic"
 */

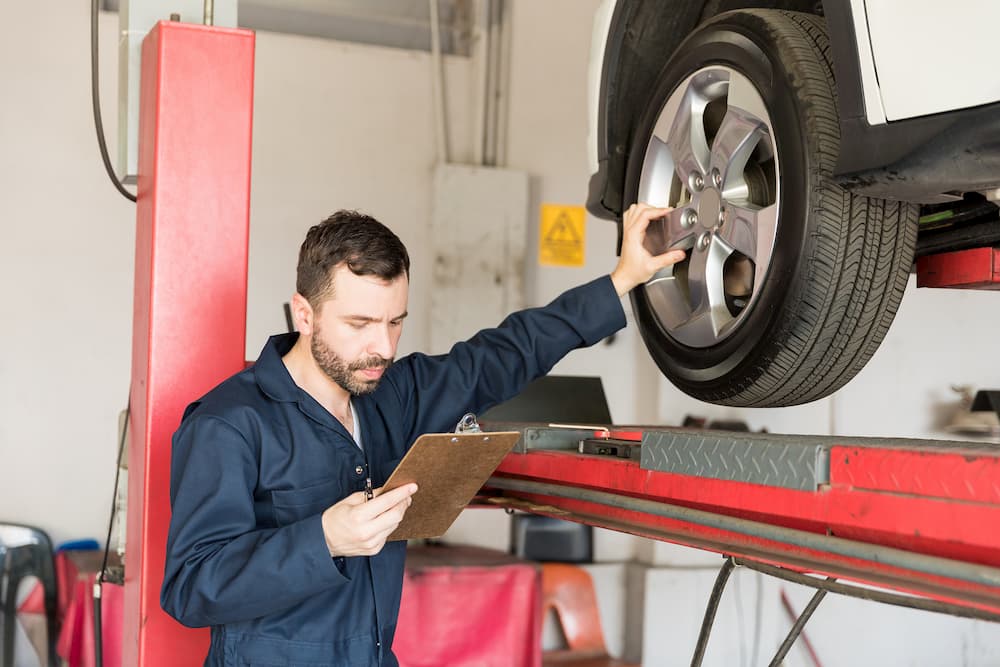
xmin=160 ymin=203 xmax=684 ymax=666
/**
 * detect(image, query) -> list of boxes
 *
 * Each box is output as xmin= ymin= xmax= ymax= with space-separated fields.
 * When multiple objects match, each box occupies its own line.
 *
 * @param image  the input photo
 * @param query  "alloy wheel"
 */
xmin=637 ymin=66 xmax=780 ymax=348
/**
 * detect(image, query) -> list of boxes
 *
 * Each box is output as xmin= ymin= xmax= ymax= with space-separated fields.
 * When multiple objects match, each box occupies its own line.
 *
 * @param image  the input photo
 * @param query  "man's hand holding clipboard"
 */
xmin=319 ymin=430 xmax=520 ymax=556
xmin=321 ymin=481 xmax=418 ymax=558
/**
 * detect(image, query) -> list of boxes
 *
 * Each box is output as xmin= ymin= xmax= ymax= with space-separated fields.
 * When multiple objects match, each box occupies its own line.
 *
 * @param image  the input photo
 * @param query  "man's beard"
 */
xmin=310 ymin=332 xmax=392 ymax=396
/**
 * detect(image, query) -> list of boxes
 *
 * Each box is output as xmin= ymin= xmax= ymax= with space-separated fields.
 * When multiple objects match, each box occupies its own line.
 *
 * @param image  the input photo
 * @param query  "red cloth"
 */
xmin=26 ymin=546 xmax=538 ymax=667
xmin=55 ymin=578 xmax=123 ymax=667
xmin=18 ymin=552 xmax=123 ymax=667
xmin=395 ymin=546 xmax=542 ymax=667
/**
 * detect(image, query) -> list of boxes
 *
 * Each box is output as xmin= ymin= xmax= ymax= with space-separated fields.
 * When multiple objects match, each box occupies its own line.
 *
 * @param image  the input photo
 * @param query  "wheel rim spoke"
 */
xmin=750 ymin=203 xmax=778 ymax=286
xmin=662 ymin=85 xmax=711 ymax=185
xmin=645 ymin=269 xmax=693 ymax=332
xmin=711 ymin=107 xmax=764 ymax=193
xmin=638 ymin=135 xmax=676 ymax=208
xmin=671 ymin=305 xmax=720 ymax=345
xmin=719 ymin=203 xmax=762 ymax=262
xmin=726 ymin=69 xmax=771 ymax=129
xmin=673 ymin=237 xmax=731 ymax=344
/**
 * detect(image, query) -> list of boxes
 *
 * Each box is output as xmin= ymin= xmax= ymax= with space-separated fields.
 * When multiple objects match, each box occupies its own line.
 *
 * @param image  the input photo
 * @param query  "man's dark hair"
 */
xmin=296 ymin=210 xmax=410 ymax=307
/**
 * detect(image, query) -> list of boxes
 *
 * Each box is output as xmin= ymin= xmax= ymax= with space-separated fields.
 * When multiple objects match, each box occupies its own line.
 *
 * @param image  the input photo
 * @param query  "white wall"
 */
xmin=0 ymin=5 xmax=135 ymax=543
xmin=0 ymin=3 xmax=474 ymax=544
xmin=504 ymin=0 xmax=652 ymax=427
xmin=835 ymin=276 xmax=1000 ymax=440
xmin=247 ymin=29 xmax=475 ymax=361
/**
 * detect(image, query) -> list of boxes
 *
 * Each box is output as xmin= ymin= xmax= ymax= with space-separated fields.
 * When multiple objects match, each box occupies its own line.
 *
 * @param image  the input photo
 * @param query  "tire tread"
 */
xmin=706 ymin=9 xmax=916 ymax=406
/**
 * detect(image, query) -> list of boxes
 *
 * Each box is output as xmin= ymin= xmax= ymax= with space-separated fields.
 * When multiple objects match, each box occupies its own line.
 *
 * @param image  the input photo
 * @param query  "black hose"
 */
xmin=91 ymin=0 xmax=136 ymax=202
xmin=486 ymin=476 xmax=1000 ymax=591
xmin=690 ymin=557 xmax=735 ymax=667
xmin=94 ymin=396 xmax=130 ymax=667
xmin=92 ymin=587 xmax=104 ymax=667
xmin=734 ymin=558 xmax=1000 ymax=623
xmin=768 ymin=581 xmax=831 ymax=667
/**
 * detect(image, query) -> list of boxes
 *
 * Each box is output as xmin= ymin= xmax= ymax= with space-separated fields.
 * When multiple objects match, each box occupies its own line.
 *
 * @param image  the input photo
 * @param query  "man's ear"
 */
xmin=290 ymin=293 xmax=315 ymax=336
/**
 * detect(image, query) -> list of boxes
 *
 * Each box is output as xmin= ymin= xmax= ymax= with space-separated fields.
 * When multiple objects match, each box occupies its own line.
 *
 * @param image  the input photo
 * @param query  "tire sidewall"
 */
xmin=625 ymin=12 xmax=818 ymax=394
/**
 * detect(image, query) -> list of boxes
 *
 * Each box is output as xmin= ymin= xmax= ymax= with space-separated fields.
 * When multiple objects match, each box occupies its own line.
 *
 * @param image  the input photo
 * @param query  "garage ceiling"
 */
xmin=102 ymin=0 xmax=473 ymax=55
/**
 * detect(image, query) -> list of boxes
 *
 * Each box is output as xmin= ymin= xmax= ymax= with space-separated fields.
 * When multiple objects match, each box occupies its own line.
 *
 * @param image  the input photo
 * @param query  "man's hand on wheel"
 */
xmin=610 ymin=203 xmax=687 ymax=297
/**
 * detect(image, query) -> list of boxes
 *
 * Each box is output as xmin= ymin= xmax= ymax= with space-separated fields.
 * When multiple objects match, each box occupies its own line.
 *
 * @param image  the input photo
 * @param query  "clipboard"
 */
xmin=383 ymin=431 xmax=521 ymax=541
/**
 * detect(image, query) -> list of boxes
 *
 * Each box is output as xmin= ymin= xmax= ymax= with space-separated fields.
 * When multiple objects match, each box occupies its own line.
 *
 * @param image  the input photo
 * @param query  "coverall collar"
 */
xmin=253 ymin=333 xmax=358 ymax=439
xmin=253 ymin=333 xmax=302 ymax=403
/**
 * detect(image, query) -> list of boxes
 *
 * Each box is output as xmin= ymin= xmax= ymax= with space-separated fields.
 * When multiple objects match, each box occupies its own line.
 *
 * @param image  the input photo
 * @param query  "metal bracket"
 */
xmin=579 ymin=438 xmax=641 ymax=461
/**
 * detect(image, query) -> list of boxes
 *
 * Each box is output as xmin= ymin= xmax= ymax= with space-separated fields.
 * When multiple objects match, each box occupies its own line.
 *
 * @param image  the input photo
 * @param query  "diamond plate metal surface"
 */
xmin=641 ymin=431 xmax=831 ymax=490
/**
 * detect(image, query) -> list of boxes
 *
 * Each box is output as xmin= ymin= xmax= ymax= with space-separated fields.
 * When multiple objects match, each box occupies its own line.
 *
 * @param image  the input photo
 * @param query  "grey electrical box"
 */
xmin=114 ymin=0 xmax=239 ymax=183
xmin=429 ymin=163 xmax=529 ymax=354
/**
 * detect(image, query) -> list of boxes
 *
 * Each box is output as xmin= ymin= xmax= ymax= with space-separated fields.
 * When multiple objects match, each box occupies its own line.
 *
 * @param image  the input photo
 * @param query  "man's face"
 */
xmin=309 ymin=265 xmax=409 ymax=395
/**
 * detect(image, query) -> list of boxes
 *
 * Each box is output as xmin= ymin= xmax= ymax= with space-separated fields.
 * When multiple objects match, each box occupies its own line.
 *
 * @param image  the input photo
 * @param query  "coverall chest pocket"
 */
xmin=270 ymin=478 xmax=342 ymax=525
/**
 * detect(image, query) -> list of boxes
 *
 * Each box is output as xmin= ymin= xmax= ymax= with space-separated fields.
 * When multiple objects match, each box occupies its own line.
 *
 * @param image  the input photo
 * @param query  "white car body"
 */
xmin=588 ymin=0 xmax=1000 ymax=174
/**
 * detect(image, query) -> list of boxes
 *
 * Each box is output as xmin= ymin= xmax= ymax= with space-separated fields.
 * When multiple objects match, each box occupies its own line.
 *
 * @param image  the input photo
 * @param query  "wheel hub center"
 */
xmin=697 ymin=187 xmax=722 ymax=230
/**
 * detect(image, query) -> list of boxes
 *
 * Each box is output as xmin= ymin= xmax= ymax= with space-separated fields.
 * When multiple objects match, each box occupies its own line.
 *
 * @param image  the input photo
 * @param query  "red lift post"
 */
xmin=124 ymin=20 xmax=254 ymax=667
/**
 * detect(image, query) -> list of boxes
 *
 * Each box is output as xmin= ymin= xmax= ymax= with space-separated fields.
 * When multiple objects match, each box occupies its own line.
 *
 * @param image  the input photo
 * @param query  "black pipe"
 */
xmin=92 ymin=585 xmax=104 ymax=667
xmin=486 ymin=477 xmax=1000 ymax=591
xmin=768 ymin=581 xmax=831 ymax=667
xmin=91 ymin=0 xmax=136 ymax=202
xmin=735 ymin=558 xmax=1000 ymax=623
xmin=690 ymin=558 xmax=735 ymax=667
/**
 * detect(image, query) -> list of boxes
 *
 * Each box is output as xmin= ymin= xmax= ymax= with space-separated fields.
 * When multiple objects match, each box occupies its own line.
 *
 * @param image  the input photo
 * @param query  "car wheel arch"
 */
xmin=592 ymin=0 xmax=825 ymax=223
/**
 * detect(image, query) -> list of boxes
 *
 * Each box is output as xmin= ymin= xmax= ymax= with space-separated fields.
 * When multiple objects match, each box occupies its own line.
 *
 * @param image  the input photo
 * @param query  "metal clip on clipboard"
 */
xmin=455 ymin=413 xmax=482 ymax=434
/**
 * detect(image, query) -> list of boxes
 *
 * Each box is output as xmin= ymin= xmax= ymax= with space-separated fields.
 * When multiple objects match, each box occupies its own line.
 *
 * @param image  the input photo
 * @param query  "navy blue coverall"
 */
xmin=160 ymin=275 xmax=626 ymax=666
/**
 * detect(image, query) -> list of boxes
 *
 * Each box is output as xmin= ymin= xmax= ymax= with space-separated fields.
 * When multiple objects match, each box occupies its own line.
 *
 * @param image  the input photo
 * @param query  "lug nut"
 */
xmin=682 ymin=209 xmax=698 ymax=228
xmin=698 ymin=232 xmax=712 ymax=250
xmin=690 ymin=173 xmax=705 ymax=192
xmin=711 ymin=169 xmax=722 ymax=189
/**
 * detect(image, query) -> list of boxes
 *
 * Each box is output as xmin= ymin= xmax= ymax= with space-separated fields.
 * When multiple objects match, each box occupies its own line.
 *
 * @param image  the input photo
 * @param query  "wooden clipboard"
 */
xmin=383 ymin=431 xmax=521 ymax=541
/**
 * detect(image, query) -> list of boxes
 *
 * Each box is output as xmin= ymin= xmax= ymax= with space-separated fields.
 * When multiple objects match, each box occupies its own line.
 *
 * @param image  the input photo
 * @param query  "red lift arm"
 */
xmin=485 ymin=425 xmax=1000 ymax=618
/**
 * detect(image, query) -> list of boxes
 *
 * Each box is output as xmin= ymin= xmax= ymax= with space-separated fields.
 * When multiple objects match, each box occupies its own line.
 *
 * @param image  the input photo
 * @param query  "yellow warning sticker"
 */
xmin=539 ymin=204 xmax=586 ymax=267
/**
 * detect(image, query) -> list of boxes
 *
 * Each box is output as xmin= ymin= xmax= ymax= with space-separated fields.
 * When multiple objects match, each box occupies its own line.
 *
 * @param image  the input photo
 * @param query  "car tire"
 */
xmin=624 ymin=9 xmax=917 ymax=407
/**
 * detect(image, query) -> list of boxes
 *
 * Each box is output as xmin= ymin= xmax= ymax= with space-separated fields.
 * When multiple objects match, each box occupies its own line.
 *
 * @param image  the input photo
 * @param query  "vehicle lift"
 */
xmin=121 ymin=19 xmax=1000 ymax=667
